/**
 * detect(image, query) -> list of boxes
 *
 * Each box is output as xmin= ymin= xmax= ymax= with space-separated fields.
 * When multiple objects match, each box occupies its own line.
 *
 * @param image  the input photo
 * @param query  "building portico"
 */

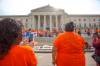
xmin=32 ymin=15 xmax=63 ymax=31
xmin=30 ymin=5 xmax=66 ymax=32
xmin=0 ymin=5 xmax=100 ymax=32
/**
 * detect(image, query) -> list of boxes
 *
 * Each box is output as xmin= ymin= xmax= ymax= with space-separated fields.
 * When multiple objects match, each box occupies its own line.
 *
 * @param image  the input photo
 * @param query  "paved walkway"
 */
xmin=85 ymin=52 xmax=96 ymax=66
xmin=36 ymin=52 xmax=96 ymax=66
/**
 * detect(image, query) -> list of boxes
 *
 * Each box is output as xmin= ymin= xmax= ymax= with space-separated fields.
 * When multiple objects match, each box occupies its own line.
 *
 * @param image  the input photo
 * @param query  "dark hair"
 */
xmin=64 ymin=22 xmax=74 ymax=32
xmin=0 ymin=18 xmax=22 ymax=59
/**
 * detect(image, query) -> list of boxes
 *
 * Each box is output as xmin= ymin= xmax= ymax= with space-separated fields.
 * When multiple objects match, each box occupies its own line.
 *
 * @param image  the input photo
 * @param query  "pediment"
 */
xmin=31 ymin=5 xmax=63 ymax=12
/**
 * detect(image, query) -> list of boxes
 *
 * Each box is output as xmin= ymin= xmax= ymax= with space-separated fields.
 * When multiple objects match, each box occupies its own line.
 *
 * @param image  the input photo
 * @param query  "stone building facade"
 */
xmin=0 ymin=5 xmax=100 ymax=32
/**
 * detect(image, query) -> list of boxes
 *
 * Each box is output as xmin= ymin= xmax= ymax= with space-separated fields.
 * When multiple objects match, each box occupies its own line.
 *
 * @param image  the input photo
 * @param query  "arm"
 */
xmin=52 ymin=46 xmax=57 ymax=66
xmin=52 ymin=33 xmax=62 ymax=65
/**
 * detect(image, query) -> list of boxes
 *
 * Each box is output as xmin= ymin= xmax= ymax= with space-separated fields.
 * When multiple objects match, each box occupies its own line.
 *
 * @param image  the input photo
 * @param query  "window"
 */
xmin=98 ymin=19 xmax=100 ymax=21
xmin=74 ymin=19 xmax=76 ymax=21
xmin=84 ymin=23 xmax=86 ymax=28
xmin=93 ymin=24 xmax=96 ymax=28
xmin=79 ymin=19 xmax=81 ymax=21
xmin=89 ymin=23 xmax=91 ymax=28
xmin=79 ymin=24 xmax=81 ymax=28
xmin=25 ymin=23 xmax=28 ymax=28
xmin=93 ymin=19 xmax=95 ymax=21
xmin=74 ymin=23 xmax=76 ymax=28
xmin=26 ymin=19 xmax=28 ymax=22
xmin=84 ymin=19 xmax=86 ymax=21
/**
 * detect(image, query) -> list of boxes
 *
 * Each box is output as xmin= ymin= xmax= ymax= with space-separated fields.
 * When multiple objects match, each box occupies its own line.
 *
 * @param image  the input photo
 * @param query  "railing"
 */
xmin=34 ymin=34 xmax=94 ymax=52
xmin=35 ymin=37 xmax=54 ymax=45
xmin=35 ymin=34 xmax=93 ymax=46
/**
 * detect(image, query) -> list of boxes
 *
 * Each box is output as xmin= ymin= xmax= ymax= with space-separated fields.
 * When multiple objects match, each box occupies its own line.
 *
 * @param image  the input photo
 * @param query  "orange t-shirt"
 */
xmin=0 ymin=44 xmax=37 ymax=66
xmin=54 ymin=32 xmax=85 ymax=66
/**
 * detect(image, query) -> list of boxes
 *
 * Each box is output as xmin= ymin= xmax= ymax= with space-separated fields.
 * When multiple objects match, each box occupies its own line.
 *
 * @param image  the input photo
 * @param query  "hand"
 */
xmin=52 ymin=60 xmax=56 ymax=66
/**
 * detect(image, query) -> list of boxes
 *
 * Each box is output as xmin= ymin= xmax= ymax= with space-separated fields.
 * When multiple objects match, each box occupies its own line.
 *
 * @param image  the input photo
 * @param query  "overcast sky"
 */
xmin=0 ymin=0 xmax=100 ymax=15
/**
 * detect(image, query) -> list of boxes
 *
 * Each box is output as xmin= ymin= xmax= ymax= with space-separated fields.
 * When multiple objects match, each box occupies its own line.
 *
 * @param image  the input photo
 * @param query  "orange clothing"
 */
xmin=0 ymin=44 xmax=37 ymax=66
xmin=21 ymin=44 xmax=34 ymax=51
xmin=54 ymin=32 xmax=85 ymax=66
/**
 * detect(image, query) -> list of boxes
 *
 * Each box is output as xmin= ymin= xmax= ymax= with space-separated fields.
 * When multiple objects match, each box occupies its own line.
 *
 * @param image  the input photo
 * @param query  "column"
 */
xmin=61 ymin=15 xmax=64 ymax=31
xmin=50 ymin=15 xmax=52 ymax=32
xmin=32 ymin=15 xmax=35 ymax=29
xmin=29 ymin=17 xmax=31 ymax=29
xmin=38 ymin=15 xmax=40 ymax=30
xmin=55 ymin=15 xmax=58 ymax=31
xmin=43 ymin=15 xmax=46 ymax=30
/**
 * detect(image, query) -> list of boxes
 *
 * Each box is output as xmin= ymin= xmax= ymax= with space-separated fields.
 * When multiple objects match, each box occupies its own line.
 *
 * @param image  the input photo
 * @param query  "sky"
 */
xmin=0 ymin=0 xmax=100 ymax=15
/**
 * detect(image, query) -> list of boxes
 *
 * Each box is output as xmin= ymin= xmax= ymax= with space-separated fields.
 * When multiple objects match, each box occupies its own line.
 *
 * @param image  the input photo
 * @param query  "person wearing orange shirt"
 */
xmin=52 ymin=22 xmax=86 ymax=66
xmin=0 ymin=18 xmax=37 ymax=66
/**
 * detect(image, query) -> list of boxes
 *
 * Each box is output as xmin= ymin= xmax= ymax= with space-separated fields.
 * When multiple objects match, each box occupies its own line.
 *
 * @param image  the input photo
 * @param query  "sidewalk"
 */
xmin=36 ymin=52 xmax=96 ymax=66
xmin=85 ymin=52 xmax=96 ymax=66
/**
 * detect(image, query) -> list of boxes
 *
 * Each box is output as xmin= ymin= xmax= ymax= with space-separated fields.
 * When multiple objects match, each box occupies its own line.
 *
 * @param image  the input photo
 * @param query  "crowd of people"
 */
xmin=0 ymin=18 xmax=100 ymax=66
xmin=22 ymin=26 xmax=100 ymax=38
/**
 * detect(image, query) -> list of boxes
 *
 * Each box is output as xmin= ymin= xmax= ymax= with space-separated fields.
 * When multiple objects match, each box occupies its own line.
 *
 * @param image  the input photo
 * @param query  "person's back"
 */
xmin=0 ymin=45 xmax=37 ymax=66
xmin=53 ymin=32 xmax=85 ymax=66
xmin=52 ymin=22 xmax=85 ymax=66
xmin=0 ymin=18 xmax=37 ymax=66
xmin=56 ymin=32 xmax=85 ymax=54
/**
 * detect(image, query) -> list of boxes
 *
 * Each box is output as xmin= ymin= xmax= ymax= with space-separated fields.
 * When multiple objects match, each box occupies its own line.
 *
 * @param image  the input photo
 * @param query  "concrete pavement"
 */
xmin=35 ymin=52 xmax=96 ymax=66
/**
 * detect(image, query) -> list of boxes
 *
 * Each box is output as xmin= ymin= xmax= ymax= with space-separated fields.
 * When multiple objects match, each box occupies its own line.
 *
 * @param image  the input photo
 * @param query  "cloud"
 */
xmin=0 ymin=0 xmax=100 ymax=15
